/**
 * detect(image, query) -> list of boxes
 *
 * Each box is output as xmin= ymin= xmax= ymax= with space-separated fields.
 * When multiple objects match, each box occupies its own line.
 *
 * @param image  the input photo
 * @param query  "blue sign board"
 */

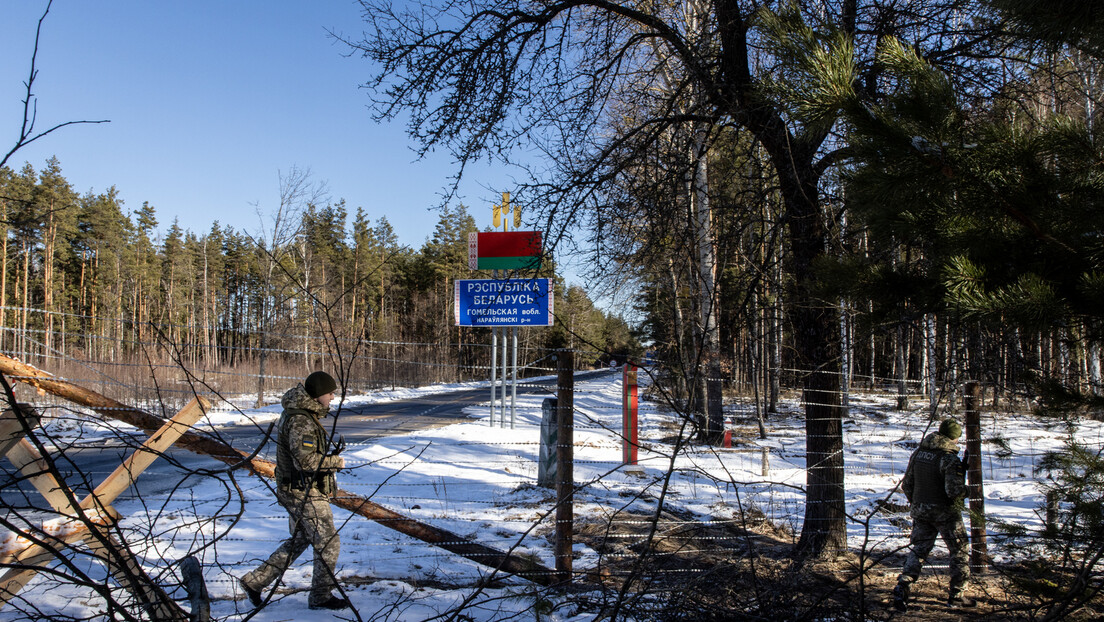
xmin=454 ymin=278 xmax=554 ymax=327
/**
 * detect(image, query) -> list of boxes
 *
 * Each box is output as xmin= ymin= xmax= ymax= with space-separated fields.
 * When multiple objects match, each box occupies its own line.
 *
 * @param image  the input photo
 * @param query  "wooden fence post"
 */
xmin=538 ymin=397 xmax=557 ymax=488
xmin=555 ymin=350 xmax=574 ymax=585
xmin=180 ymin=555 xmax=210 ymax=622
xmin=964 ymin=380 xmax=989 ymax=575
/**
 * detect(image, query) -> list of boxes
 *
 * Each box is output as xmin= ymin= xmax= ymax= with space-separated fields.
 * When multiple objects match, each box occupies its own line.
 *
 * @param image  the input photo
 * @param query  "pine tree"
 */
xmin=34 ymin=157 xmax=78 ymax=353
xmin=76 ymin=187 xmax=130 ymax=359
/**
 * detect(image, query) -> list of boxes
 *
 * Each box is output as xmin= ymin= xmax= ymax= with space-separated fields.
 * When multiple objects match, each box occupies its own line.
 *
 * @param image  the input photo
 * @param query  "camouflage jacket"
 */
xmin=902 ymin=432 xmax=966 ymax=515
xmin=274 ymin=383 xmax=342 ymax=496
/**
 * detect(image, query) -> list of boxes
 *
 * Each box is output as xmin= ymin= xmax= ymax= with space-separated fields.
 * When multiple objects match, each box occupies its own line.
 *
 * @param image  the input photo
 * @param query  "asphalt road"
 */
xmin=214 ymin=372 xmax=572 ymax=449
xmin=2 ymin=369 xmax=614 ymax=506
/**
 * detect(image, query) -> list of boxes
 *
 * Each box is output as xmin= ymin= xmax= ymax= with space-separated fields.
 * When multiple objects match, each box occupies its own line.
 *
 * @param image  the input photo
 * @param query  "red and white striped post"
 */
xmin=622 ymin=363 xmax=639 ymax=465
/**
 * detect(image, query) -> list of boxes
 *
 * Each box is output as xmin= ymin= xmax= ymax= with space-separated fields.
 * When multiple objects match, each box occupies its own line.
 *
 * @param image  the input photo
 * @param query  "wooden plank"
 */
xmin=81 ymin=397 xmax=207 ymax=513
xmin=0 ymin=522 xmax=96 ymax=598
xmin=5 ymin=439 xmax=71 ymax=513
xmin=0 ymin=403 xmax=204 ymax=620
xmin=0 ymin=440 xmax=113 ymax=605
xmin=0 ymin=406 xmax=39 ymax=459
xmin=0 ymin=460 xmax=117 ymax=608
xmin=0 ymin=524 xmax=185 ymax=620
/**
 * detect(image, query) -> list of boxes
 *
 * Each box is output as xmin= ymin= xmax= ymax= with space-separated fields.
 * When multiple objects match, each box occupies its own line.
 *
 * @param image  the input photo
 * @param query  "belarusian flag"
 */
xmin=468 ymin=231 xmax=542 ymax=270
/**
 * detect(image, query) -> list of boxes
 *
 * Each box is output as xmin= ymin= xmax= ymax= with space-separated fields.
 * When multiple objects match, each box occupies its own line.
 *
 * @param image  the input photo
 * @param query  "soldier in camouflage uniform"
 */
xmin=240 ymin=371 xmax=349 ymax=611
xmin=893 ymin=418 xmax=974 ymax=611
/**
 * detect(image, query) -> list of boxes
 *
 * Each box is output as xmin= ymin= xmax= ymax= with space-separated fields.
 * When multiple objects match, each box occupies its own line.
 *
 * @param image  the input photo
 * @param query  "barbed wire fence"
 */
xmin=1 ymin=308 xmax=1103 ymax=620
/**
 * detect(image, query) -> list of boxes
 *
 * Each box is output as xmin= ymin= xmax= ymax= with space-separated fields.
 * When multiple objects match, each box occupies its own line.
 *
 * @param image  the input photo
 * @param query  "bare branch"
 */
xmin=1 ymin=0 xmax=110 ymax=171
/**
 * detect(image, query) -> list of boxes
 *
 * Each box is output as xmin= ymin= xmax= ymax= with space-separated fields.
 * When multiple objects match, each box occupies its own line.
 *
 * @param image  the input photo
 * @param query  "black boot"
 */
xmin=893 ymin=581 xmax=910 ymax=612
xmin=309 ymin=594 xmax=351 ymax=610
xmin=947 ymin=588 xmax=977 ymax=608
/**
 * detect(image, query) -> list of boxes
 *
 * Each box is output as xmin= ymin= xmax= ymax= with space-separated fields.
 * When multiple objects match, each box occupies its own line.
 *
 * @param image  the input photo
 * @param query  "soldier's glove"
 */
xmin=320 ymin=435 xmax=346 ymax=472
xmin=959 ymin=447 xmax=970 ymax=476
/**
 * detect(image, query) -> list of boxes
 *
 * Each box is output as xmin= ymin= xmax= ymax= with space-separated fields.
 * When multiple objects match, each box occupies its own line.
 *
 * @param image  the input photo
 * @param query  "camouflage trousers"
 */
xmin=242 ymin=488 xmax=341 ymax=604
xmin=898 ymin=504 xmax=970 ymax=592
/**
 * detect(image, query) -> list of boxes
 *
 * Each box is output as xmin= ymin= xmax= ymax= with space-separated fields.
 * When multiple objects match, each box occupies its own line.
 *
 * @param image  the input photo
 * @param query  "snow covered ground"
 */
xmin=5 ymin=371 xmax=1103 ymax=621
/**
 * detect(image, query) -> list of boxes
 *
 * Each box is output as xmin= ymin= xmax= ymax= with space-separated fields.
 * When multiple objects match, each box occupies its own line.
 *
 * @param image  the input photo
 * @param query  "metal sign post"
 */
xmin=463 ymin=194 xmax=550 ymax=427
xmin=500 ymin=322 xmax=508 ymax=426
xmin=489 ymin=271 xmax=498 ymax=427
xmin=510 ymin=327 xmax=518 ymax=428
xmin=455 ymin=277 xmax=553 ymax=427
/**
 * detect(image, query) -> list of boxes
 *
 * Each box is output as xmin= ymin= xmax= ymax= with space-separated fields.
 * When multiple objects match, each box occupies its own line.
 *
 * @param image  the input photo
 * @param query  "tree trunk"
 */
xmin=924 ymin=314 xmax=937 ymax=418
xmin=782 ymin=165 xmax=847 ymax=559
xmin=255 ymin=308 xmax=268 ymax=409
xmin=1086 ymin=333 xmax=1095 ymax=397
xmin=690 ymin=123 xmax=724 ymax=443
xmin=202 ymin=241 xmax=213 ymax=367
xmin=44 ymin=212 xmax=55 ymax=354
xmin=1 ymin=201 xmax=8 ymax=353
xmin=840 ymin=301 xmax=851 ymax=410
xmin=769 ymin=243 xmax=782 ymax=413
xmin=666 ymin=257 xmax=689 ymax=405
xmin=21 ymin=239 xmax=30 ymax=360
xmin=896 ymin=321 xmax=909 ymax=410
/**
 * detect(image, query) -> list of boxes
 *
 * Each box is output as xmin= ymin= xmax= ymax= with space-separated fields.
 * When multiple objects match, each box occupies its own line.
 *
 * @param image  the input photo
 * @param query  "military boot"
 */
xmin=892 ymin=581 xmax=910 ymax=612
xmin=947 ymin=587 xmax=977 ymax=608
xmin=309 ymin=593 xmax=350 ymax=610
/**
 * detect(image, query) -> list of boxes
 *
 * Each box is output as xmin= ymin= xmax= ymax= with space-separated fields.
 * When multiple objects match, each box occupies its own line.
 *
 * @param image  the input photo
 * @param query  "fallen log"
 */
xmin=0 ymin=354 xmax=556 ymax=585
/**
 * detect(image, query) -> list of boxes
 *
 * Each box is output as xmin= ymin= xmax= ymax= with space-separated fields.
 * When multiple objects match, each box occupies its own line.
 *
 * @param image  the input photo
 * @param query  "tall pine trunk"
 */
xmin=924 ymin=314 xmax=937 ymax=418
xmin=781 ymin=161 xmax=847 ymax=559
xmin=1 ymin=201 xmax=8 ymax=353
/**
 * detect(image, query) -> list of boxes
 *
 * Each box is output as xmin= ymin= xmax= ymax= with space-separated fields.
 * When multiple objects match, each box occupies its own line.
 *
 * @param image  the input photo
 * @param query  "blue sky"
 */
xmin=1 ymin=1 xmax=517 ymax=248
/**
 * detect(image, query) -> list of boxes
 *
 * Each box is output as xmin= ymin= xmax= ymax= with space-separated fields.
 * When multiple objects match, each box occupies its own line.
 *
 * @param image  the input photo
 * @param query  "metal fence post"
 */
xmin=964 ymin=380 xmax=989 ymax=574
xmin=622 ymin=363 xmax=638 ymax=465
xmin=555 ymin=350 xmax=574 ymax=585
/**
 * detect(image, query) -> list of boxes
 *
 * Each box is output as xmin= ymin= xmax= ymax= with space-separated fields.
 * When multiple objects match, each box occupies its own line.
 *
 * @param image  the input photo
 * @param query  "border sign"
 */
xmin=454 ymin=278 xmax=553 ymax=326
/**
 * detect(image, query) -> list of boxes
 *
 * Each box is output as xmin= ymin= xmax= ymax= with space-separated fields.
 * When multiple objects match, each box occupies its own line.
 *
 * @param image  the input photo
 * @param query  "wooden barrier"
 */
xmin=0 ymin=397 xmax=207 ymax=619
xmin=0 ymin=354 xmax=556 ymax=586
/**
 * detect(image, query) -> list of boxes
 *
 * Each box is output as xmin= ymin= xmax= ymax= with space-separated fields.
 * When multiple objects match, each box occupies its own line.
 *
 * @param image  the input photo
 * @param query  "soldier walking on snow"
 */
xmin=240 ymin=371 xmax=349 ymax=611
xmin=893 ymin=418 xmax=975 ymax=611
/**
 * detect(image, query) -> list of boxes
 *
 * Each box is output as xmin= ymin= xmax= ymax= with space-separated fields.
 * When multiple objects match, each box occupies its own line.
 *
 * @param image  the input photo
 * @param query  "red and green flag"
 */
xmin=468 ymin=231 xmax=542 ymax=270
